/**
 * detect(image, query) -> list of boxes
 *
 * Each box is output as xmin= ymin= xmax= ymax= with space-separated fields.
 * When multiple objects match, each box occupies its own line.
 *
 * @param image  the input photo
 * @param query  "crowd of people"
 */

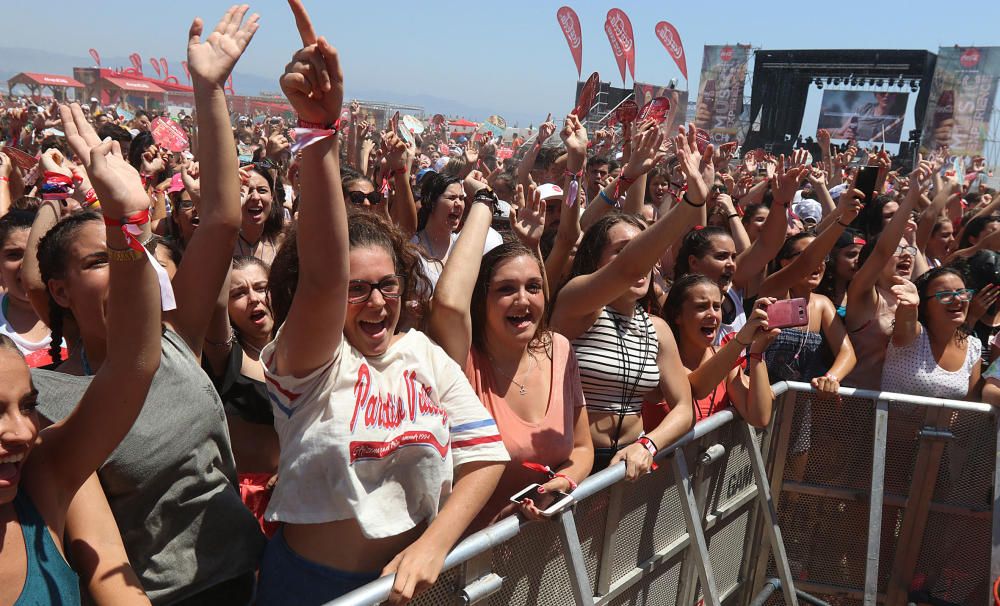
xmin=0 ymin=2 xmax=998 ymax=605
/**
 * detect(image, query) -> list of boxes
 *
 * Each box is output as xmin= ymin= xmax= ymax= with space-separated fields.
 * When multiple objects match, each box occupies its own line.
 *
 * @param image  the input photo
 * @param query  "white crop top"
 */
xmin=261 ymin=329 xmax=509 ymax=539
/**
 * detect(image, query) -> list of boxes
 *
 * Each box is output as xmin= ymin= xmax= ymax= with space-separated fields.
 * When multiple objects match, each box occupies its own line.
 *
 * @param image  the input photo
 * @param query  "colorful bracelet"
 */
xmin=637 ymin=436 xmax=658 ymax=457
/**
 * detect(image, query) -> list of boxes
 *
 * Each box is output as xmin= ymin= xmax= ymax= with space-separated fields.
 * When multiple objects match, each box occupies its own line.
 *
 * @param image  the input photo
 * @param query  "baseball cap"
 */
xmin=536 ymin=183 xmax=564 ymax=200
xmin=167 ymin=173 xmax=185 ymax=194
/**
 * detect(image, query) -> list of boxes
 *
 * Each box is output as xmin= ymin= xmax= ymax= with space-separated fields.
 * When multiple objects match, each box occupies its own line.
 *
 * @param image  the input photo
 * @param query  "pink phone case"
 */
xmin=766 ymin=298 xmax=809 ymax=329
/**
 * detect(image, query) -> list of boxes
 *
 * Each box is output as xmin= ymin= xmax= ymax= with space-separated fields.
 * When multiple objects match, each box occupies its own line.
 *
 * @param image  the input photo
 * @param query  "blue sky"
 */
xmin=8 ymin=0 xmax=1000 ymax=126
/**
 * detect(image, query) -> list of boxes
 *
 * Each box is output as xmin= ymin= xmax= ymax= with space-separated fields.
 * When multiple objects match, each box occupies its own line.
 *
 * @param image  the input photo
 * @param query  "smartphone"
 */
xmin=854 ymin=165 xmax=879 ymax=205
xmin=510 ymin=483 xmax=574 ymax=517
xmin=766 ymin=298 xmax=809 ymax=329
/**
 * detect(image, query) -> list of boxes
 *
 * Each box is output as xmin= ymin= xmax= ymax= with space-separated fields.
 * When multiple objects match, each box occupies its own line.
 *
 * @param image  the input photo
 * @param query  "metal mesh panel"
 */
xmin=574 ymin=492 xmax=610 ymax=594
xmin=786 ymin=393 xmax=875 ymax=491
xmin=707 ymin=424 xmax=760 ymax=514
xmin=928 ymin=409 xmax=995 ymax=510
xmin=408 ymin=567 xmax=463 ymax=606
xmin=487 ymin=520 xmax=577 ymax=605
xmin=706 ymin=505 xmax=752 ymax=595
xmin=910 ymin=511 xmax=991 ymax=605
xmin=609 ymin=463 xmax=686 ymax=583
xmin=604 ymin=554 xmax=684 ymax=606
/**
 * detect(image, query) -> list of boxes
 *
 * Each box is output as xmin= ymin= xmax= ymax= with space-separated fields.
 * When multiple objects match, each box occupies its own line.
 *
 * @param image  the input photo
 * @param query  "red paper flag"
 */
xmin=654 ymin=21 xmax=687 ymax=81
xmin=604 ymin=19 xmax=628 ymax=85
xmin=88 ymin=48 xmax=101 ymax=67
xmin=556 ymin=7 xmax=583 ymax=78
xmin=606 ymin=9 xmax=636 ymax=80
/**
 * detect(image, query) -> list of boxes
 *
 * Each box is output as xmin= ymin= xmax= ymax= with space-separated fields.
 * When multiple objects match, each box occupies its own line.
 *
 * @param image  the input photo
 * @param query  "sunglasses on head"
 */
xmin=240 ymin=159 xmax=276 ymax=171
xmin=347 ymin=190 xmax=383 ymax=206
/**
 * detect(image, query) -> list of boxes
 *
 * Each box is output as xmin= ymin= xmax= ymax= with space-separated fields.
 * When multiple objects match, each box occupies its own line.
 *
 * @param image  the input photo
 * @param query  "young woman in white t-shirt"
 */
xmin=257 ymin=6 xmax=508 ymax=604
xmin=882 ymin=267 xmax=982 ymax=400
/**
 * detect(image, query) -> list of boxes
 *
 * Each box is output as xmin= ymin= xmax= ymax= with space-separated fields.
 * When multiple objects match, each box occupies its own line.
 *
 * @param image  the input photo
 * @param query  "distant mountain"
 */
xmin=0 ymin=46 xmax=529 ymax=124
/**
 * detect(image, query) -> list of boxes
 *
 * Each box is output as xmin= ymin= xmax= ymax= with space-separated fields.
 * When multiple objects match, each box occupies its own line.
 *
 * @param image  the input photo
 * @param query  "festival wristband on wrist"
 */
xmin=553 ymin=472 xmax=578 ymax=491
xmin=103 ymin=209 xmax=176 ymax=311
xmin=599 ymin=189 xmax=619 ymax=208
xmin=291 ymin=118 xmax=341 ymax=154
xmin=637 ymin=435 xmax=658 ymax=456
xmin=683 ymin=192 xmax=706 ymax=208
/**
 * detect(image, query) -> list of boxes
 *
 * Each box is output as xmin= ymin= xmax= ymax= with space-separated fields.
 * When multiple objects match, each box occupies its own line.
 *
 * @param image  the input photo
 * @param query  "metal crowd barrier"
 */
xmin=751 ymin=381 xmax=999 ymax=606
xmin=329 ymin=382 xmax=998 ymax=606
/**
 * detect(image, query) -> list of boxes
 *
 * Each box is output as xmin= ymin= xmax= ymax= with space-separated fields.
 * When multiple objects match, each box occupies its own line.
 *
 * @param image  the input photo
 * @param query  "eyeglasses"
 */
xmin=177 ymin=200 xmax=195 ymax=211
xmin=927 ymin=288 xmax=975 ymax=305
xmin=893 ymin=245 xmax=918 ymax=257
xmin=241 ymin=159 xmax=276 ymax=171
xmin=348 ymin=275 xmax=405 ymax=304
xmin=347 ymin=190 xmax=384 ymax=206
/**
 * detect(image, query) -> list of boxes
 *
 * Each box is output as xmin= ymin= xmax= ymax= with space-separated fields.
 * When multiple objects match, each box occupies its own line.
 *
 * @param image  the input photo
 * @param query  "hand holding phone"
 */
xmin=510 ymin=483 xmax=574 ymax=518
xmin=764 ymin=297 xmax=809 ymax=329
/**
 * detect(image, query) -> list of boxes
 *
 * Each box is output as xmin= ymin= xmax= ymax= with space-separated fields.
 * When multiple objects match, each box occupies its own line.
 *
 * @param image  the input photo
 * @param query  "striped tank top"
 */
xmin=572 ymin=306 xmax=660 ymax=416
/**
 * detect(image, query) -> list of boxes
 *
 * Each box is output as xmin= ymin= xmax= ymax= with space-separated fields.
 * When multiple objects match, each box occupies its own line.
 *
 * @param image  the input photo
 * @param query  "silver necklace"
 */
xmin=489 ymin=353 xmax=535 ymax=396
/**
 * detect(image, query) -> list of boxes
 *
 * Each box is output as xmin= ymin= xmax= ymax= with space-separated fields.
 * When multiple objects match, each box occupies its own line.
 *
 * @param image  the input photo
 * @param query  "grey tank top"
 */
xmin=33 ymin=328 xmax=265 ymax=604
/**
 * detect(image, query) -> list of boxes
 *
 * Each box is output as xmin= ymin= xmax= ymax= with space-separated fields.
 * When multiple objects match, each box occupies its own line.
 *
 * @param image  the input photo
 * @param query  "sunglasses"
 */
xmin=240 ymin=159 xmax=277 ymax=172
xmin=893 ymin=245 xmax=918 ymax=257
xmin=347 ymin=190 xmax=383 ymax=206
xmin=347 ymin=275 xmax=405 ymax=304
xmin=926 ymin=288 xmax=975 ymax=305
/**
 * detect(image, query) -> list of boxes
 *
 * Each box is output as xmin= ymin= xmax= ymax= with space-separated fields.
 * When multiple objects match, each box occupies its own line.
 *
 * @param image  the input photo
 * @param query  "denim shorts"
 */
xmin=256 ymin=527 xmax=380 ymax=606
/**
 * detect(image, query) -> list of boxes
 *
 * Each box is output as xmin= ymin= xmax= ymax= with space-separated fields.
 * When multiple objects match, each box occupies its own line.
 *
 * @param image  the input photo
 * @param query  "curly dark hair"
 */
xmin=470 ymin=242 xmax=551 ymax=357
xmin=268 ymin=209 xmax=430 ymax=332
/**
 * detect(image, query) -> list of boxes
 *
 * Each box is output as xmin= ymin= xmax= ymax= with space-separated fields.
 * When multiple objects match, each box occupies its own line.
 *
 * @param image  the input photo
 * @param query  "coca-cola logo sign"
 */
xmin=605 ymin=21 xmax=624 ymax=57
xmin=720 ymin=46 xmax=733 ymax=62
xmin=656 ymin=24 xmax=682 ymax=59
xmin=608 ymin=13 xmax=632 ymax=51
xmin=960 ymin=47 xmax=981 ymax=69
xmin=559 ymin=12 xmax=581 ymax=48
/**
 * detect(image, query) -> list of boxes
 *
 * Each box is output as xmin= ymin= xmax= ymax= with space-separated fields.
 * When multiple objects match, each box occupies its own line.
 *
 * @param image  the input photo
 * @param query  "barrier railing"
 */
xmin=330 ymin=384 xmax=798 ymax=606
xmin=330 ymin=382 xmax=998 ymax=606
xmin=748 ymin=382 xmax=999 ymax=606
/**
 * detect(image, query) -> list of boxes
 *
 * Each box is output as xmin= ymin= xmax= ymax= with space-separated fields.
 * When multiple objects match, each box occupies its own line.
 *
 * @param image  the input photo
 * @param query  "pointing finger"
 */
xmin=288 ymin=0 xmax=318 ymax=46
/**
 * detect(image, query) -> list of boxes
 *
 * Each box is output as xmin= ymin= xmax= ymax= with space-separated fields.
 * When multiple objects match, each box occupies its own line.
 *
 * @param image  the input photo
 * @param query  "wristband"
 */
xmin=599 ymin=189 xmax=619 ymax=208
xmin=107 ymin=246 xmax=144 ymax=262
xmin=553 ymin=472 xmax=578 ymax=491
xmin=823 ymin=373 xmax=839 ymax=382
xmin=615 ymin=175 xmax=636 ymax=199
xmin=637 ymin=436 xmax=658 ymax=457
xmin=727 ymin=212 xmax=741 ymax=220
xmin=0 ymin=177 xmax=9 ymax=182
xmin=733 ymin=334 xmax=752 ymax=347
xmin=682 ymin=192 xmax=706 ymax=208
xmin=747 ymin=352 xmax=764 ymax=362
xmin=291 ymin=118 xmax=341 ymax=154
xmin=837 ymin=219 xmax=852 ymax=227
xmin=104 ymin=209 xmax=177 ymax=311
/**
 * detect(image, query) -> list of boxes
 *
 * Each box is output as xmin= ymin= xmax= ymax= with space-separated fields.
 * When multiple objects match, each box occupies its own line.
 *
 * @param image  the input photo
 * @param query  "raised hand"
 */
xmin=181 ymin=160 xmax=201 ymax=201
xmin=623 ymin=121 xmax=663 ymax=181
xmin=537 ymin=113 xmax=556 ymax=144
xmin=187 ymin=5 xmax=260 ymax=88
xmin=836 ymin=188 xmax=865 ymax=224
xmin=891 ymin=276 xmax=919 ymax=309
xmin=674 ymin=123 xmax=711 ymax=204
xmin=60 ymin=103 xmax=148 ymax=219
xmin=739 ymin=297 xmax=781 ymax=352
xmin=383 ymin=132 xmax=409 ymax=172
xmin=559 ymin=113 xmax=588 ymax=158
xmin=280 ymin=0 xmax=344 ymax=125
xmin=770 ymin=155 xmax=809 ymax=207
xmin=510 ymin=184 xmax=546 ymax=250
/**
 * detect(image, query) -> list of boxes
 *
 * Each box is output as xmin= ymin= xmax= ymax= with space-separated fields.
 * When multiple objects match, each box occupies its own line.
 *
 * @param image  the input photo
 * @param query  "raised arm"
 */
xmin=915 ymin=176 xmax=959 ymax=252
xmin=889 ymin=276 xmax=920 ymax=347
xmin=274 ymin=0 xmax=348 ymax=377
xmin=847 ymin=160 xmax=932 ymax=326
xmin=40 ymin=103 xmax=162 ymax=506
xmin=723 ymin=299 xmax=780 ymax=427
xmin=23 ymin=200 xmax=63 ymax=323
xmin=552 ymin=125 xmax=710 ymax=334
xmin=758 ymin=190 xmax=863 ymax=298
xmin=732 ymin=157 xmax=808 ymax=294
xmin=516 ymin=113 xmax=555 ymax=191
xmin=0 ymin=152 xmax=12 ymax=216
xmin=384 ymin=132 xmax=417 ymax=236
xmin=543 ymin=114 xmax=586 ymax=286
xmin=167 ymin=6 xmax=258 ymax=355
xmin=426 ymin=185 xmax=495 ymax=365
